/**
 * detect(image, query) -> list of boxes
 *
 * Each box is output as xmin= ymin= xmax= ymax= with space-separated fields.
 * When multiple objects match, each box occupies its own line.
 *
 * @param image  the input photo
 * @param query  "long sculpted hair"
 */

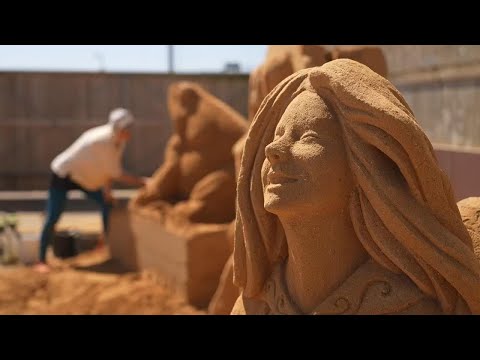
xmin=233 ymin=59 xmax=480 ymax=314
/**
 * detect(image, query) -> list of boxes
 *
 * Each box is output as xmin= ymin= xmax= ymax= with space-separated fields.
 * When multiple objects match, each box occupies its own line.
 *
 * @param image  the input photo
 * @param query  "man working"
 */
xmin=34 ymin=108 xmax=148 ymax=273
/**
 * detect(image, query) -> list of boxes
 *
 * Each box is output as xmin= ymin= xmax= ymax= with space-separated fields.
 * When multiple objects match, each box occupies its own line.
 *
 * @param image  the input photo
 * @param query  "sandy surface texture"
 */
xmin=0 ymin=247 xmax=204 ymax=315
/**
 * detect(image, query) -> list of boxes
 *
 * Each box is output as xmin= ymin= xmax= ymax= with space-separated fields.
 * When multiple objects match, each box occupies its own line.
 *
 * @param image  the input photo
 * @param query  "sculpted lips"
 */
xmin=267 ymin=171 xmax=298 ymax=185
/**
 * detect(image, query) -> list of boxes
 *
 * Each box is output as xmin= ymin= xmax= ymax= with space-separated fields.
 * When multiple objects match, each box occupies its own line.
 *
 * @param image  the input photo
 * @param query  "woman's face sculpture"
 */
xmin=262 ymin=91 xmax=354 ymax=217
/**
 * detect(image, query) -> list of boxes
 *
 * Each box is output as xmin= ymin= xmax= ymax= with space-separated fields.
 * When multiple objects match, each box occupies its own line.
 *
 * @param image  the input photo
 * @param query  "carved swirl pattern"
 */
xmin=331 ymin=280 xmax=392 ymax=314
xmin=333 ymin=297 xmax=351 ymax=314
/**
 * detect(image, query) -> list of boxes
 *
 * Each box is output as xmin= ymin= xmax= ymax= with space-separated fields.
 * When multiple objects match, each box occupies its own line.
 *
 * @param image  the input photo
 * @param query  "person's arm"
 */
xmin=114 ymin=172 xmax=149 ymax=188
xmin=103 ymin=179 xmax=116 ymax=205
xmin=108 ymin=154 xmax=148 ymax=188
xmin=130 ymin=135 xmax=182 ymax=207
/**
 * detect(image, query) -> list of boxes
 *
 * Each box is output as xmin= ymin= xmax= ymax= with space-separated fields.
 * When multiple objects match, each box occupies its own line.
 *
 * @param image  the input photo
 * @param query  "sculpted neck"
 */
xmin=279 ymin=207 xmax=369 ymax=314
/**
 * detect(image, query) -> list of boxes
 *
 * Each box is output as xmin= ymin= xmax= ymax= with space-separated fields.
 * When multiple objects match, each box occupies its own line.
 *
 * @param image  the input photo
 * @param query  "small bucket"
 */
xmin=53 ymin=231 xmax=77 ymax=259
xmin=74 ymin=233 xmax=98 ymax=254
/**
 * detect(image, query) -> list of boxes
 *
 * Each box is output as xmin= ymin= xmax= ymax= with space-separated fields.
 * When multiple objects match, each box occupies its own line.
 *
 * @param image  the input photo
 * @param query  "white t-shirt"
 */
xmin=51 ymin=124 xmax=126 ymax=191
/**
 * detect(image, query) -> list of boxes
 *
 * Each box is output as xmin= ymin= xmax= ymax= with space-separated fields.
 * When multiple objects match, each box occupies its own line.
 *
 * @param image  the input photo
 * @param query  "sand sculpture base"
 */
xmin=108 ymin=207 xmax=231 ymax=308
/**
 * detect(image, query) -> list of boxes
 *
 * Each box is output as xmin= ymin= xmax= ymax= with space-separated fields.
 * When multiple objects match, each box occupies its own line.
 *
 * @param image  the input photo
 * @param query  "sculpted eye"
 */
xmin=300 ymin=131 xmax=320 ymax=140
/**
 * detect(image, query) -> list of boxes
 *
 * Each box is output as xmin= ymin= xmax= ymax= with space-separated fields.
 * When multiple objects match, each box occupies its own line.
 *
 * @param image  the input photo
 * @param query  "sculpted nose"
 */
xmin=265 ymin=140 xmax=286 ymax=164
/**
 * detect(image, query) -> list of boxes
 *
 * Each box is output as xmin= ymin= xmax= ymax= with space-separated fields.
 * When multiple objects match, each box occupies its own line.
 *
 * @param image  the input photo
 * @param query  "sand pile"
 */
xmin=0 ymin=249 xmax=204 ymax=315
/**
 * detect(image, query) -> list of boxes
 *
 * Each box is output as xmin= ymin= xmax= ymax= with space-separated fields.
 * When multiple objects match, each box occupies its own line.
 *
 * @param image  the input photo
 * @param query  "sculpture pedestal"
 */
xmin=108 ymin=207 xmax=231 ymax=308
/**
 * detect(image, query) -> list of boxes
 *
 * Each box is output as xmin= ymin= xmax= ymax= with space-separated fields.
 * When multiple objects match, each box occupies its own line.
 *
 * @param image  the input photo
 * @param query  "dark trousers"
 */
xmin=39 ymin=173 xmax=111 ymax=262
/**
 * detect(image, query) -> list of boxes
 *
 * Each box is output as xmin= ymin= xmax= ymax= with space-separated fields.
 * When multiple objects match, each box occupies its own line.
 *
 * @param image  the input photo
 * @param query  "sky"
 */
xmin=0 ymin=45 xmax=268 ymax=74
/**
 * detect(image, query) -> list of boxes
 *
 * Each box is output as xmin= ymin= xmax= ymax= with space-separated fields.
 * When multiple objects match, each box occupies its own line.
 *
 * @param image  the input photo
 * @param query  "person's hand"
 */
xmin=141 ymin=177 xmax=152 ymax=187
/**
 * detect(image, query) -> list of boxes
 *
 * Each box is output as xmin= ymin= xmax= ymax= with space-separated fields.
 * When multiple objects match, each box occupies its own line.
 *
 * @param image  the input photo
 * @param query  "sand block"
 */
xmin=108 ymin=207 xmax=231 ymax=308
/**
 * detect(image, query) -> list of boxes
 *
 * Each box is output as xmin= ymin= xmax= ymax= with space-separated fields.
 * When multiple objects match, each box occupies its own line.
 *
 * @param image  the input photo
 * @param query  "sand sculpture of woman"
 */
xmin=232 ymin=59 xmax=480 ymax=315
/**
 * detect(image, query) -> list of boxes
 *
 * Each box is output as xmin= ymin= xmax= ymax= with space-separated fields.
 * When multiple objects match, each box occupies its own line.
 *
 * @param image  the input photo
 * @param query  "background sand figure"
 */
xmin=247 ymin=46 xmax=328 ymax=122
xmin=248 ymin=45 xmax=388 ymax=122
xmin=130 ymin=82 xmax=247 ymax=225
xmin=233 ymin=59 xmax=480 ymax=315
xmin=328 ymin=46 xmax=387 ymax=78
xmin=121 ymin=82 xmax=247 ymax=308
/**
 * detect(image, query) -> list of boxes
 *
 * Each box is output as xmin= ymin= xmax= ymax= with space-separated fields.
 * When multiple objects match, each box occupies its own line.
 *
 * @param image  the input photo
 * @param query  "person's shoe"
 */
xmin=33 ymin=262 xmax=51 ymax=274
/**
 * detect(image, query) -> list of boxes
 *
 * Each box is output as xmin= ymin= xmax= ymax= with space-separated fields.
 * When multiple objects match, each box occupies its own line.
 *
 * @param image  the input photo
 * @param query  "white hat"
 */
xmin=108 ymin=108 xmax=134 ymax=130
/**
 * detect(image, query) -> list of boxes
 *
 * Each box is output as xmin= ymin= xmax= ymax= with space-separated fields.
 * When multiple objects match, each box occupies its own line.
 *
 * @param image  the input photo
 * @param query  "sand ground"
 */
xmin=0 ymin=211 xmax=205 ymax=315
